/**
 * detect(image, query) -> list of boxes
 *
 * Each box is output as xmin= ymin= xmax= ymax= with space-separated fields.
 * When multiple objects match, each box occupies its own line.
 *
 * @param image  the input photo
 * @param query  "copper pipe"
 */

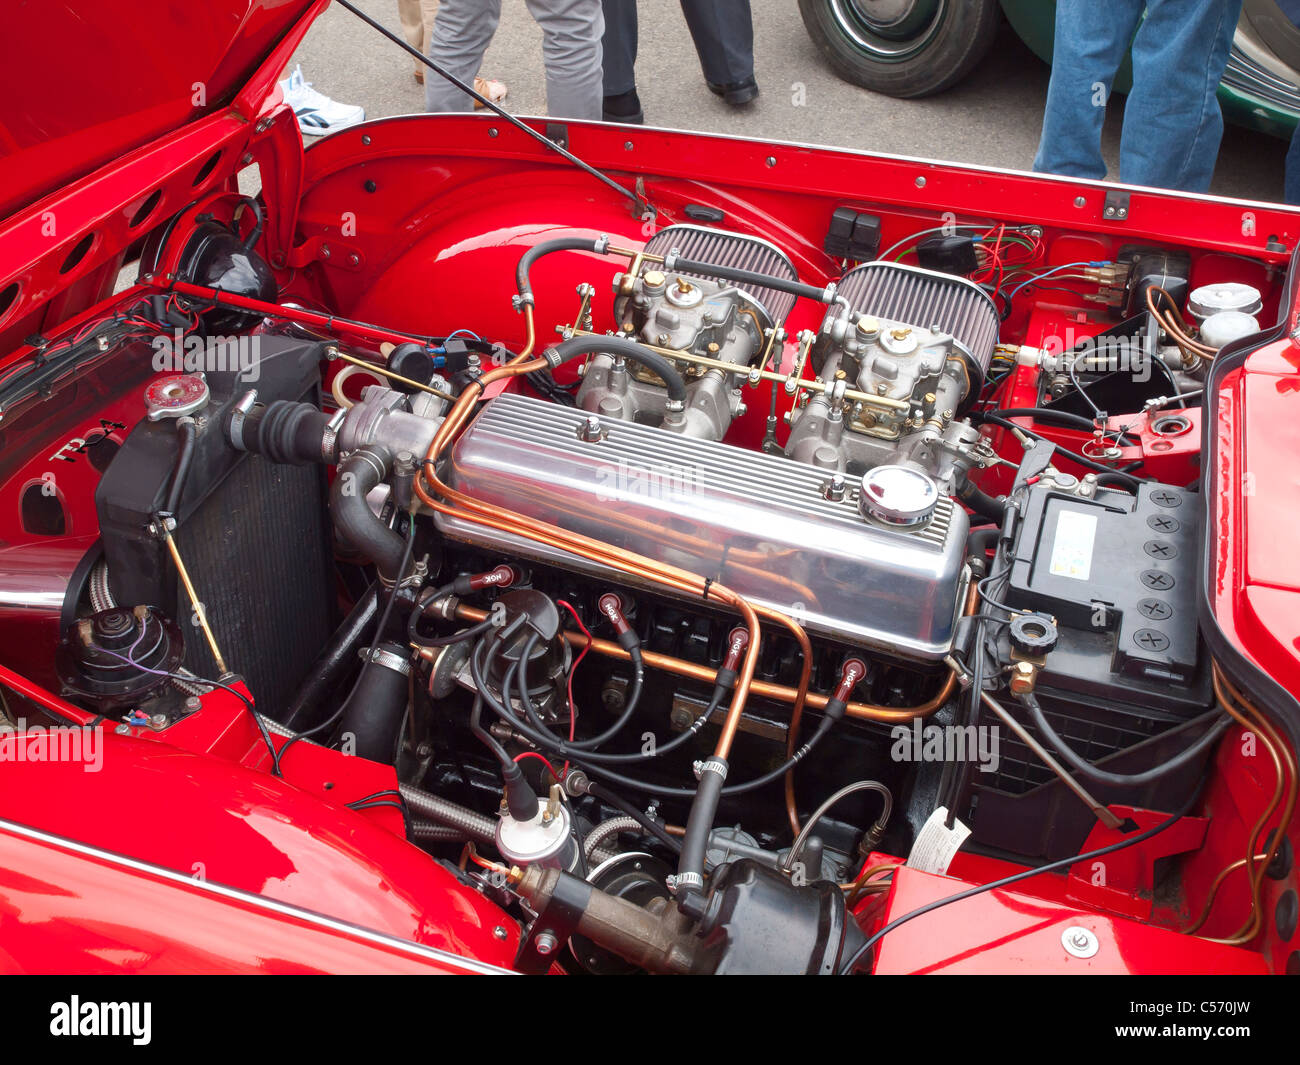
xmin=1193 ymin=665 xmax=1298 ymax=946
xmin=450 ymin=603 xmax=953 ymax=726
xmin=414 ymin=342 xmax=778 ymax=762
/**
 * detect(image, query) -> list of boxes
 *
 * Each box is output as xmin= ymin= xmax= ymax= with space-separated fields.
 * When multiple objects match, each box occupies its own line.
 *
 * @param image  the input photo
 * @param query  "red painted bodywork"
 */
xmin=0 ymin=0 xmax=1297 ymax=975
xmin=0 ymin=819 xmax=503 ymax=975
xmin=869 ymin=865 xmax=1268 ymax=975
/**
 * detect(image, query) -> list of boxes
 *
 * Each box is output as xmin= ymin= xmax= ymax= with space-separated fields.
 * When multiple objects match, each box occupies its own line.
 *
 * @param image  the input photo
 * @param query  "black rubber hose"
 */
xmin=677 ymin=758 xmax=727 ymax=912
xmin=239 ymin=399 xmax=333 ymax=465
xmin=1093 ymin=472 xmax=1137 ymax=491
xmin=282 ymin=583 xmax=380 ymax=730
xmin=234 ymin=195 xmax=264 ymax=252
xmin=162 ymin=417 xmax=197 ymax=516
xmin=275 ymin=515 xmax=415 ymax=773
xmin=545 ymin=334 xmax=688 ymax=403
xmin=161 ymin=417 xmax=198 ymax=517
xmin=966 ymin=525 xmax=1001 ymax=562
xmin=956 ymin=477 xmax=1007 ymax=524
xmin=1021 ymin=692 xmax=1230 ymax=787
xmin=666 ymin=255 xmax=834 ymax=305
xmin=330 ymin=445 xmax=406 ymax=585
xmin=516 ymin=237 xmax=605 ymax=306
xmin=990 ymin=407 xmax=1138 ymax=445
xmin=972 ymin=413 xmax=1148 ymax=489
xmin=586 ymin=780 xmax=683 ymax=855
xmin=337 ymin=641 xmax=410 ymax=763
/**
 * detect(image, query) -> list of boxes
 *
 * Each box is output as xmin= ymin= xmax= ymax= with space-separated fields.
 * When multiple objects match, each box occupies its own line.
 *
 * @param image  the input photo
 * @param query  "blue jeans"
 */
xmin=1034 ymin=0 xmax=1242 ymax=192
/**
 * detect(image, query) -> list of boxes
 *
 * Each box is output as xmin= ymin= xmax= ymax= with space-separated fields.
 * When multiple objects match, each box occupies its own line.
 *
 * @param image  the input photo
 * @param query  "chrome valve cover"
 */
xmin=436 ymin=394 xmax=968 ymax=661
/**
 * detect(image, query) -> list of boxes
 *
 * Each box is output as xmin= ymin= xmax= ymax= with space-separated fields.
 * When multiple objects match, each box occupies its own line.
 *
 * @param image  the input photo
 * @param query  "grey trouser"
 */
xmin=602 ymin=0 xmax=754 ymax=95
xmin=425 ymin=0 xmax=604 ymax=120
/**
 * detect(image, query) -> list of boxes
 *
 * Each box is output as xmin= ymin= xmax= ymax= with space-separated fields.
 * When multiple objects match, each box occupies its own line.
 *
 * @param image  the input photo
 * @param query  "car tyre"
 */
xmin=798 ymin=0 xmax=1003 ymax=99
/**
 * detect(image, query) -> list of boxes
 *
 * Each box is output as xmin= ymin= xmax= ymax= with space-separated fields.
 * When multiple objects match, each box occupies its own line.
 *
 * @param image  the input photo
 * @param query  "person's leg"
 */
xmin=398 ymin=0 xmax=425 ymax=64
xmin=1120 ymin=0 xmax=1243 ymax=192
xmin=419 ymin=0 xmax=440 ymax=54
xmin=425 ymin=0 xmax=501 ymax=112
xmin=1286 ymin=122 xmax=1300 ymax=205
xmin=1033 ymin=0 xmax=1144 ymax=180
xmin=680 ymin=0 xmax=756 ymax=100
xmin=601 ymin=0 xmax=638 ymax=97
xmin=526 ymin=0 xmax=604 ymax=121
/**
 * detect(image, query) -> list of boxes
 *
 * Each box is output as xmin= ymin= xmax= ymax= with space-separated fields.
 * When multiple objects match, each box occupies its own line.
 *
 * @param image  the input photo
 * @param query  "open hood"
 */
xmin=0 ymin=0 xmax=320 ymax=223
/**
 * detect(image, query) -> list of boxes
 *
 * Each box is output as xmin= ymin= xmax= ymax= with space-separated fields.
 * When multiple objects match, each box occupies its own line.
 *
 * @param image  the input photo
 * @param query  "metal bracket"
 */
xmin=1102 ymin=190 xmax=1130 ymax=222
xmin=513 ymin=870 xmax=592 ymax=974
xmin=545 ymin=123 xmax=569 ymax=149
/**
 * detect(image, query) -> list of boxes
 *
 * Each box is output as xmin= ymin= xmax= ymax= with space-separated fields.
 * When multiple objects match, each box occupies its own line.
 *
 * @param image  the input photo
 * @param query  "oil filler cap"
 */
xmin=858 ymin=465 xmax=938 ymax=528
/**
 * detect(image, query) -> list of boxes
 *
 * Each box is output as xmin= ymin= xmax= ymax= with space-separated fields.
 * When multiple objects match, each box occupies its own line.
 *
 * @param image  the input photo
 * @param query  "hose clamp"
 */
xmin=698 ymin=757 xmax=728 ymax=780
xmin=226 ymin=389 xmax=258 ymax=451
xmin=361 ymin=646 xmax=411 ymax=676
xmin=671 ymin=871 xmax=704 ymax=894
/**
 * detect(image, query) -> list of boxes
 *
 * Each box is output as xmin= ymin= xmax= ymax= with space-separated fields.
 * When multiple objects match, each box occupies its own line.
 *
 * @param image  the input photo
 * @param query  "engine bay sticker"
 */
xmin=1048 ymin=510 xmax=1097 ymax=581
xmin=906 ymin=807 xmax=971 ymax=875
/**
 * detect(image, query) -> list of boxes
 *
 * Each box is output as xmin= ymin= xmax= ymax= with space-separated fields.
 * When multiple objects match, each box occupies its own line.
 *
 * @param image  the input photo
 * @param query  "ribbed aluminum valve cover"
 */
xmin=437 ymin=394 xmax=969 ymax=660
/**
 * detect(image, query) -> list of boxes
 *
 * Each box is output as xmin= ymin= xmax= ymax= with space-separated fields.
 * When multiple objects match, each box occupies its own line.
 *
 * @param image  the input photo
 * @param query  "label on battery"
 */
xmin=1048 ymin=509 xmax=1097 ymax=581
xmin=906 ymin=807 xmax=971 ymax=875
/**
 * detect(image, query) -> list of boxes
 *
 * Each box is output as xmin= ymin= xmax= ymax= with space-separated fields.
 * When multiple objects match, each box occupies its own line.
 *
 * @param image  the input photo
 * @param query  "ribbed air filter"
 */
xmin=643 ymin=224 xmax=798 ymax=326
xmin=834 ymin=261 xmax=1000 ymax=374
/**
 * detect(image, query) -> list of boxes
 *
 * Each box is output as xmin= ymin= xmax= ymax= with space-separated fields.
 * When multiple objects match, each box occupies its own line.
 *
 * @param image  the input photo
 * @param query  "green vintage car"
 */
xmin=799 ymin=0 xmax=1300 ymax=138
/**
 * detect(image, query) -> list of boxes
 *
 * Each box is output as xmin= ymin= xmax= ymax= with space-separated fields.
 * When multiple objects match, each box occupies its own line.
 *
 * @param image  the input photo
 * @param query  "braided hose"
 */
xmin=583 ymin=815 xmax=643 ymax=863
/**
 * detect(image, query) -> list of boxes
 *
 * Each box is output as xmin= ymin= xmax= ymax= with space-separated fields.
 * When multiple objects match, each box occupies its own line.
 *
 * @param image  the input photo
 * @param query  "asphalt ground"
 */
xmin=289 ymin=0 xmax=1292 ymax=205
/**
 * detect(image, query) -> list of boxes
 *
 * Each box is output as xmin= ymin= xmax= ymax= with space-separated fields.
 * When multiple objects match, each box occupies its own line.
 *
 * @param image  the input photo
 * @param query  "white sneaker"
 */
xmin=278 ymin=65 xmax=365 ymax=136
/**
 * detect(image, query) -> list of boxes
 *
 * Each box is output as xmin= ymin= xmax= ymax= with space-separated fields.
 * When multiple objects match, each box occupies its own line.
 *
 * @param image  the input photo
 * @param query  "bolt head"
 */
xmin=534 ymin=931 xmax=558 ymax=955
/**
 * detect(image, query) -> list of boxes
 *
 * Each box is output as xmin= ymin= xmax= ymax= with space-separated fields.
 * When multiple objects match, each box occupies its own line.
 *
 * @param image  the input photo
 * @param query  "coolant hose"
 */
xmin=544 ymin=334 xmax=688 ymax=404
xmin=956 ymin=476 xmax=1007 ymax=525
xmin=516 ymin=236 xmax=608 ymax=307
xmin=330 ymin=445 xmax=407 ymax=585
xmin=337 ymin=641 xmax=410 ymax=763
xmin=676 ymin=758 xmax=728 ymax=914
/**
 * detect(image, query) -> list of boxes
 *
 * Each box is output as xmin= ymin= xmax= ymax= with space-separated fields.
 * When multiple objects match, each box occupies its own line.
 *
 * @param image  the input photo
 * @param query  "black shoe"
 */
xmin=707 ymin=76 xmax=759 ymax=107
xmin=603 ymin=89 xmax=644 ymax=125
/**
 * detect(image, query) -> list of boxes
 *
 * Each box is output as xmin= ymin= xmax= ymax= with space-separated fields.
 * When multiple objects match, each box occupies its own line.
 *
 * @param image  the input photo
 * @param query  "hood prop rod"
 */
xmin=332 ymin=0 xmax=654 ymax=221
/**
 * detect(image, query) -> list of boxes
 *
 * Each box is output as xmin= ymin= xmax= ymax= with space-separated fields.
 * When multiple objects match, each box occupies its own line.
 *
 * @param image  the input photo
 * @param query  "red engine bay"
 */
xmin=0 ymin=0 xmax=1298 ymax=978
